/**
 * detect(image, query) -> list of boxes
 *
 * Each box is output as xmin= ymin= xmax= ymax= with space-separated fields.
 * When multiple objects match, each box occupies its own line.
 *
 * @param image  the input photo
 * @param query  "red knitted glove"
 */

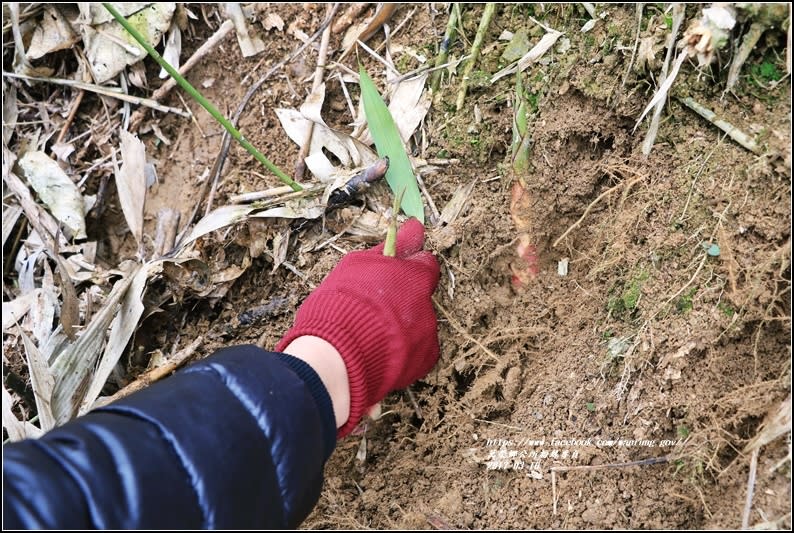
xmin=276 ymin=218 xmax=440 ymax=437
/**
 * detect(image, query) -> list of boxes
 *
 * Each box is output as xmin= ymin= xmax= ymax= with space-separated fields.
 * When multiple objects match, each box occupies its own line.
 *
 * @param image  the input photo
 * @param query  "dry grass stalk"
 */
xmin=677 ymin=96 xmax=761 ymax=154
xmin=92 ymin=336 xmax=204 ymax=409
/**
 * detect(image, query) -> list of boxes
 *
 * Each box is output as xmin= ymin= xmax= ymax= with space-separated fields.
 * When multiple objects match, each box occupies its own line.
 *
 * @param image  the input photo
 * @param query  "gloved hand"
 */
xmin=276 ymin=218 xmax=440 ymax=437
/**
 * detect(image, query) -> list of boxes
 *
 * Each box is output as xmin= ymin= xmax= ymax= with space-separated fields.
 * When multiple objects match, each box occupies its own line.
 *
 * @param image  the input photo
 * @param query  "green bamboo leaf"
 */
xmin=359 ymin=67 xmax=424 ymax=222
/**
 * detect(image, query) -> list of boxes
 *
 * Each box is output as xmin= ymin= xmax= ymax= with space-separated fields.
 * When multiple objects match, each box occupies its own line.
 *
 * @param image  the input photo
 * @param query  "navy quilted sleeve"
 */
xmin=2 ymin=345 xmax=337 ymax=529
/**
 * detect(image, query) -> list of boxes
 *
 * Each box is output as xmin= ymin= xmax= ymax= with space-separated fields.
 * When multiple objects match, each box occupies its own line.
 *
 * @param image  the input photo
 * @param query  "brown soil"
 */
xmin=5 ymin=3 xmax=791 ymax=530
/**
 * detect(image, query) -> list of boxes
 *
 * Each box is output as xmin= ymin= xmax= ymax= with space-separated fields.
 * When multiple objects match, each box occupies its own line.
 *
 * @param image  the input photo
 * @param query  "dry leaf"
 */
xmin=2 ymin=289 xmax=43 ymax=333
xmin=262 ymin=12 xmax=284 ymax=31
xmin=159 ymin=23 xmax=181 ymax=79
xmin=18 ymin=151 xmax=87 ymax=239
xmin=2 ymin=384 xmax=43 ymax=442
xmin=80 ymin=262 xmax=154 ymax=414
xmin=438 ymin=179 xmax=477 ymax=226
xmin=2 ymin=81 xmax=18 ymax=146
xmin=19 ymin=328 xmax=56 ymax=431
xmin=276 ymin=108 xmax=377 ymax=170
xmin=26 ymin=5 xmax=80 ymax=60
xmin=300 ymin=81 xmax=328 ymax=126
xmin=27 ymin=282 xmax=58 ymax=346
xmin=744 ymin=395 xmax=792 ymax=453
xmin=491 ymin=30 xmax=563 ymax=83
xmin=50 ymin=267 xmax=138 ymax=424
xmin=633 ymin=50 xmax=688 ymax=132
xmin=116 ymin=130 xmax=147 ymax=244
xmin=226 ymin=2 xmax=265 ymax=57
xmin=2 ymin=204 xmax=22 ymax=247
xmin=79 ymin=3 xmax=176 ymax=83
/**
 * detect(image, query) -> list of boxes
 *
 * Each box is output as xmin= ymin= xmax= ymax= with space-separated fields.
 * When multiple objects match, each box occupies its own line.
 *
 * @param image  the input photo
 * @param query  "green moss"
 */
xmin=718 ymin=302 xmax=735 ymax=317
xmin=608 ymin=270 xmax=649 ymax=318
xmin=623 ymin=270 xmax=649 ymax=310
xmin=583 ymin=34 xmax=596 ymax=51
xmin=751 ymin=60 xmax=783 ymax=83
xmin=677 ymin=286 xmax=698 ymax=314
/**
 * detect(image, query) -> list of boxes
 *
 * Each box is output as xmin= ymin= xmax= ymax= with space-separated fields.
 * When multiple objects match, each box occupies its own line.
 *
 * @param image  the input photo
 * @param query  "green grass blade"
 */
xmin=359 ymin=67 xmax=424 ymax=222
xmin=102 ymin=3 xmax=301 ymax=192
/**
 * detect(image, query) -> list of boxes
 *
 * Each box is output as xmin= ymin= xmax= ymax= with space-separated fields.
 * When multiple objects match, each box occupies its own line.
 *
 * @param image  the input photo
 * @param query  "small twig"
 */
xmin=55 ymin=90 xmax=84 ymax=145
xmin=726 ymin=22 xmax=766 ymax=93
xmin=742 ymin=447 xmax=760 ymax=529
xmin=677 ymin=96 xmax=761 ymax=154
xmin=2 ymin=72 xmax=190 ymax=117
xmin=416 ymin=173 xmax=441 ymax=225
xmin=355 ymin=38 xmax=401 ymax=78
xmin=332 ymin=3 xmax=369 ymax=34
xmin=553 ymin=176 xmax=644 ymax=248
xmin=92 ymin=336 xmax=204 ymax=409
xmin=229 ymin=185 xmax=296 ymax=204
xmin=294 ymin=5 xmax=334 ymax=181
xmin=337 ymin=4 xmax=397 ymax=63
xmin=390 ymin=54 xmax=470 ymax=85
xmin=405 ymin=388 xmax=424 ymax=420
xmin=622 ymin=3 xmax=644 ymax=87
xmin=455 ymin=3 xmax=496 ymax=111
xmin=430 ymin=3 xmax=459 ymax=93
xmin=641 ymin=3 xmax=685 ymax=156
xmin=130 ymin=19 xmax=235 ymax=131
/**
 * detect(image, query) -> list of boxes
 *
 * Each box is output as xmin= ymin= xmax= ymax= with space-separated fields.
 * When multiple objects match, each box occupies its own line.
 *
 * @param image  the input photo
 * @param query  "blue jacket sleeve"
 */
xmin=2 ymin=345 xmax=337 ymax=529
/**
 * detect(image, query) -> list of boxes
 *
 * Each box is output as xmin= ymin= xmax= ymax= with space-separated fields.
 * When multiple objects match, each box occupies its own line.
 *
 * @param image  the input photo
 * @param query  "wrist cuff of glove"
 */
xmin=276 ymin=291 xmax=397 ymax=438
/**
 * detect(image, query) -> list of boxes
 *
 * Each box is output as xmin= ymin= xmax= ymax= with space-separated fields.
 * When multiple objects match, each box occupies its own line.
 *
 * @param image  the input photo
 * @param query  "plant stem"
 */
xmin=383 ymin=188 xmax=406 ymax=257
xmin=430 ymin=3 xmax=459 ymax=94
xmin=102 ymin=3 xmax=302 ymax=191
xmin=455 ymin=3 xmax=496 ymax=111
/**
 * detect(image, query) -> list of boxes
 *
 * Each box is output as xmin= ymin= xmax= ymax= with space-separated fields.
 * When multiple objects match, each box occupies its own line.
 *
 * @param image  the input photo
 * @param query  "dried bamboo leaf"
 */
xmin=2 ymin=288 xmax=43 ymax=333
xmin=159 ymin=23 xmax=181 ymax=79
xmin=491 ymin=30 xmax=563 ymax=83
xmin=276 ymin=108 xmax=376 ymax=169
xmin=18 ymin=327 xmax=56 ymax=431
xmin=50 ymin=267 xmax=138 ymax=425
xmin=27 ymin=283 xmax=58 ymax=347
xmin=80 ymin=263 xmax=154 ymax=414
xmin=26 ymin=5 xmax=80 ymax=59
xmin=18 ymin=151 xmax=87 ymax=239
xmin=745 ymin=395 xmax=792 ymax=453
xmin=116 ymin=130 xmax=147 ymax=244
xmin=299 ymin=81 xmax=327 ymax=126
xmin=634 ymin=50 xmax=688 ymax=132
xmin=79 ymin=3 xmax=176 ymax=83
xmin=2 ymin=384 xmax=43 ymax=442
xmin=2 ymin=80 xmax=18 ymax=146
xmin=225 ymin=3 xmax=265 ymax=57
xmin=438 ymin=179 xmax=478 ymax=226
xmin=184 ymin=204 xmax=257 ymax=245
xmin=2 ymin=204 xmax=22 ymax=247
